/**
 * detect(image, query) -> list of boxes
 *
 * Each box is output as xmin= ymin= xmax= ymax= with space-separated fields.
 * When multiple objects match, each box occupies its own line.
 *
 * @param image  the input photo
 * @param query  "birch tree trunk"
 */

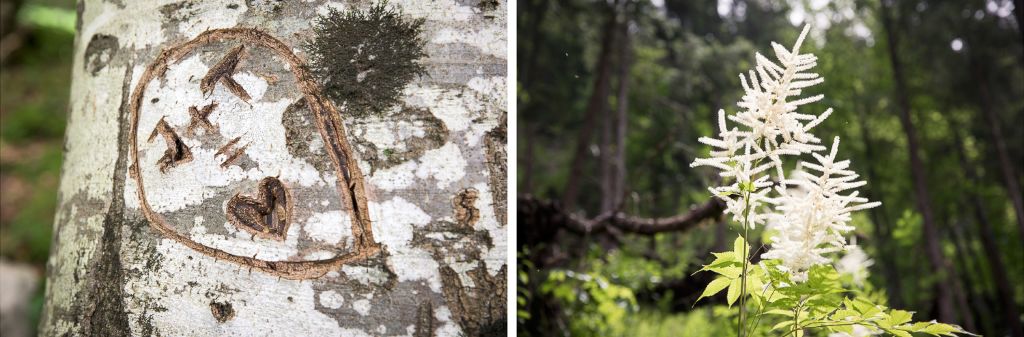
xmin=40 ymin=1 xmax=508 ymax=336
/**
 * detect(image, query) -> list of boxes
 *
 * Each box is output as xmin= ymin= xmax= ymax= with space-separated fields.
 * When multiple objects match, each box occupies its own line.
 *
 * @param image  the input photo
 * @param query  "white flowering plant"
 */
xmin=691 ymin=25 xmax=975 ymax=337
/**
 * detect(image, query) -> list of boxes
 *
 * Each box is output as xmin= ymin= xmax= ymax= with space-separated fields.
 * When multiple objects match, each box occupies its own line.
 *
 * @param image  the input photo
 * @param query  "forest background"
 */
xmin=1 ymin=0 xmax=75 ymax=335
xmin=516 ymin=0 xmax=1024 ymax=336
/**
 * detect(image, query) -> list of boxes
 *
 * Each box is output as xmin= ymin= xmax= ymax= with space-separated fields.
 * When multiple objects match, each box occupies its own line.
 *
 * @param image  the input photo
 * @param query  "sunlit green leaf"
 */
xmin=697 ymin=277 xmax=732 ymax=303
xmin=726 ymin=277 xmax=742 ymax=307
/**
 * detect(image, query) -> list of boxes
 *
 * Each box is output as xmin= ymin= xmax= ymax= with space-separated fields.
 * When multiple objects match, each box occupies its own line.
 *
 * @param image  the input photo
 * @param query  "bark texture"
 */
xmin=41 ymin=1 xmax=507 ymax=336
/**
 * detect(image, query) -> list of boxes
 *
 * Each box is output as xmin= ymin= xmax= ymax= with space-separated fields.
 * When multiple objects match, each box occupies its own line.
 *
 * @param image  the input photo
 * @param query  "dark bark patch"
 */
xmin=75 ymin=1 xmax=84 ymax=32
xmin=439 ymin=264 xmax=507 ymax=337
xmin=306 ymin=3 xmax=428 ymax=117
xmin=351 ymin=106 xmax=448 ymax=172
xmin=158 ymin=1 xmax=196 ymax=23
xmin=245 ymin=0 xmax=285 ymax=15
xmin=414 ymin=301 xmax=435 ymax=337
xmin=477 ymin=0 xmax=500 ymax=19
xmin=453 ymin=188 xmax=480 ymax=227
xmin=80 ymin=63 xmax=134 ymax=337
xmin=210 ymin=301 xmax=235 ymax=323
xmin=134 ymin=309 xmax=155 ymax=336
xmin=282 ymin=98 xmax=332 ymax=173
xmin=84 ymin=34 xmax=118 ymax=75
xmin=484 ymin=115 xmax=507 ymax=226
xmin=412 ymin=220 xmax=493 ymax=259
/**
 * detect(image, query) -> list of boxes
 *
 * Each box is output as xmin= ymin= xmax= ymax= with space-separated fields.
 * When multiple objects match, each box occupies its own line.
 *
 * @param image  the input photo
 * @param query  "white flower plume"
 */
xmin=691 ymin=24 xmax=881 ymax=283
xmin=691 ymin=24 xmax=833 ymax=227
xmin=835 ymin=240 xmax=874 ymax=286
xmin=761 ymin=137 xmax=881 ymax=282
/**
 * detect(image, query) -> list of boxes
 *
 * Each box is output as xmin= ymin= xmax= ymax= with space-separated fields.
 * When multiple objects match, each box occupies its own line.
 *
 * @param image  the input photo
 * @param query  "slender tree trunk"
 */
xmin=944 ymin=219 xmax=979 ymax=332
xmin=947 ymin=215 xmax=996 ymax=334
xmin=519 ymin=0 xmax=548 ymax=197
xmin=612 ymin=15 xmax=631 ymax=211
xmin=953 ymin=128 xmax=1024 ymax=337
xmin=563 ymin=6 xmax=618 ymax=212
xmin=40 ymin=1 xmax=507 ymax=336
xmin=522 ymin=120 xmax=535 ymax=195
xmin=879 ymin=0 xmax=958 ymax=323
xmin=601 ymin=9 xmax=632 ymax=214
xmin=600 ymin=65 xmax=614 ymax=213
xmin=855 ymin=97 xmax=903 ymax=308
xmin=973 ymin=66 xmax=1024 ymax=239
xmin=1016 ymin=0 xmax=1023 ymax=33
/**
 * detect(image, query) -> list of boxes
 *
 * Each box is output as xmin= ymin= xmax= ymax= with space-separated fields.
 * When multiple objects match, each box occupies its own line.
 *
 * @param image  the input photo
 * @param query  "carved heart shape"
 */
xmin=226 ymin=177 xmax=292 ymax=241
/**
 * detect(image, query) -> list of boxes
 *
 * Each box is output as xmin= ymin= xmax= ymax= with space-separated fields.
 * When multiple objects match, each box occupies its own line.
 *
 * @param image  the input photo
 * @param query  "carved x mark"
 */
xmin=200 ymin=44 xmax=251 ymax=102
xmin=187 ymin=103 xmax=218 ymax=135
xmin=148 ymin=117 xmax=192 ymax=173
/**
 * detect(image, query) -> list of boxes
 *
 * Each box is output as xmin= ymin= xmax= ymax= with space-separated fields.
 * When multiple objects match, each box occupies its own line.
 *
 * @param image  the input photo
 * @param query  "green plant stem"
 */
xmin=745 ymin=278 xmax=776 ymax=337
xmin=739 ymin=192 xmax=751 ymax=337
xmin=792 ymin=304 xmax=801 ymax=337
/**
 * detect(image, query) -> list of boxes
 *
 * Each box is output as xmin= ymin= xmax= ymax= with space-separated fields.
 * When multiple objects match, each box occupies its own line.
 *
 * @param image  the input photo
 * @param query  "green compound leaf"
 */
xmin=696 ymin=276 xmax=732 ymax=303
xmin=713 ymin=265 xmax=743 ymax=279
xmin=726 ymin=277 xmax=743 ymax=307
xmin=764 ymin=309 xmax=794 ymax=317
xmin=733 ymin=236 xmax=750 ymax=260
xmin=771 ymin=320 xmax=794 ymax=331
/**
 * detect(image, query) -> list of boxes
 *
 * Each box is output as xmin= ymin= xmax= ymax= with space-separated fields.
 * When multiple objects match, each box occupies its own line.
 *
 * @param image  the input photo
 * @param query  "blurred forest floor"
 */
xmin=0 ymin=0 xmax=75 ymax=335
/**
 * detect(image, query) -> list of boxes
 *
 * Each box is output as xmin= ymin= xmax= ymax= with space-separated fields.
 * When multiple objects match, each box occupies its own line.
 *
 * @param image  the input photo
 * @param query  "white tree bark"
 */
xmin=40 ymin=1 xmax=507 ymax=336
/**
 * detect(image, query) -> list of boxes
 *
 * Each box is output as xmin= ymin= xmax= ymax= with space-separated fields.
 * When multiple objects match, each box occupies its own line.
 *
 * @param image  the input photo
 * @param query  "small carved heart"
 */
xmin=226 ymin=177 xmax=292 ymax=241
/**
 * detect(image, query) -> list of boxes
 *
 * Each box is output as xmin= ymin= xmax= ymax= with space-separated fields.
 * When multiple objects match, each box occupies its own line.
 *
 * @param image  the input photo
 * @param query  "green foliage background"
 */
xmin=1 ymin=0 xmax=75 ymax=334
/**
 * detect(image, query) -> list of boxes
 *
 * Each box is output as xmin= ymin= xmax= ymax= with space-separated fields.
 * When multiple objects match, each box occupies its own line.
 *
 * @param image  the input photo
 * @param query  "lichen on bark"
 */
xmin=305 ymin=2 xmax=428 ymax=117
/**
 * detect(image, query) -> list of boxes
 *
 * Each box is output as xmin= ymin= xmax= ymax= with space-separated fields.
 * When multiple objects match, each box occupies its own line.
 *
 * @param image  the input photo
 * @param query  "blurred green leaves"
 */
xmin=1 ymin=1 xmax=74 ymax=264
xmin=1 ymin=3 xmax=75 ymax=336
xmin=17 ymin=4 xmax=76 ymax=34
xmin=540 ymin=268 xmax=638 ymax=336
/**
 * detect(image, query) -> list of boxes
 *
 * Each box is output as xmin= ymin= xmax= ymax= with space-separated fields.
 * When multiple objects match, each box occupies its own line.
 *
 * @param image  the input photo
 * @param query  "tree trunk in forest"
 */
xmin=600 ymin=64 xmax=614 ymax=213
xmin=953 ymin=128 xmax=1024 ymax=337
xmin=612 ymin=15 xmax=631 ymax=212
xmin=519 ymin=0 xmax=549 ymax=197
xmin=855 ymin=98 xmax=903 ymax=308
xmin=1016 ymin=0 xmax=1023 ymax=33
xmin=40 ymin=1 xmax=507 ymax=336
xmin=562 ymin=6 xmax=618 ymax=212
xmin=879 ymin=0 xmax=958 ymax=324
xmin=943 ymin=220 xmax=979 ymax=333
xmin=599 ymin=11 xmax=631 ymax=215
xmin=973 ymin=66 xmax=1024 ymax=240
xmin=522 ymin=120 xmax=535 ymax=195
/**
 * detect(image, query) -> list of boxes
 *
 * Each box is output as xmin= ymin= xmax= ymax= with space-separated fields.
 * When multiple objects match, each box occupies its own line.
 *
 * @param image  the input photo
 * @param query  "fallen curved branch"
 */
xmin=518 ymin=195 xmax=725 ymax=239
